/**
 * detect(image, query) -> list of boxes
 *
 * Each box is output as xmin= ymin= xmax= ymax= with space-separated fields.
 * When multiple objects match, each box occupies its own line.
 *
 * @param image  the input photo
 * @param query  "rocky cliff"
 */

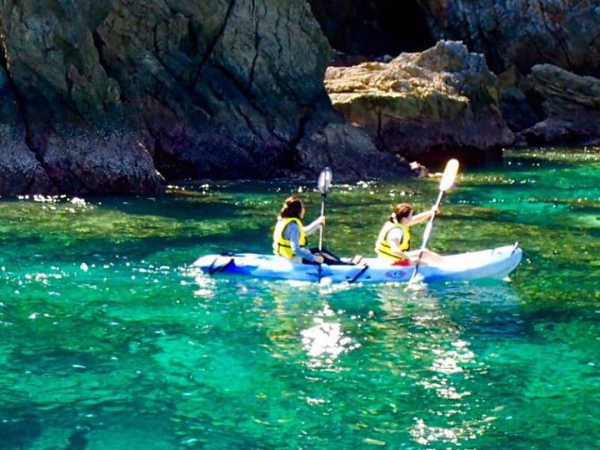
xmin=0 ymin=0 xmax=408 ymax=196
xmin=2 ymin=0 xmax=600 ymax=196
xmin=409 ymin=0 xmax=600 ymax=144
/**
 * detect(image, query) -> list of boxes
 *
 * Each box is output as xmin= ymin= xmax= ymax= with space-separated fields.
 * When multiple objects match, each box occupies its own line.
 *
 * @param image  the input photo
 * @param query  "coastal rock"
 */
xmin=413 ymin=0 xmax=600 ymax=143
xmin=520 ymin=64 xmax=600 ymax=145
xmin=0 ymin=0 xmax=408 ymax=195
xmin=325 ymin=41 xmax=514 ymax=165
xmin=0 ymin=66 xmax=54 ymax=195
xmin=415 ymin=0 xmax=600 ymax=76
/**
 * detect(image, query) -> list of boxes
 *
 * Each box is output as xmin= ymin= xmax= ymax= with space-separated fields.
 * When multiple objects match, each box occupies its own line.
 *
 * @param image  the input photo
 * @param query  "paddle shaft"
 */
xmin=316 ymin=167 xmax=332 ymax=254
xmin=318 ymin=193 xmax=326 ymax=251
xmin=414 ymin=191 xmax=444 ymax=264
xmin=407 ymin=192 xmax=444 ymax=286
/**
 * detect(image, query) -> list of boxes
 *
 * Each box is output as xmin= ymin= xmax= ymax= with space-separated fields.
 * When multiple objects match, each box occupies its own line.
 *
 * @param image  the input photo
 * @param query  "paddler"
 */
xmin=273 ymin=195 xmax=338 ymax=264
xmin=375 ymin=203 xmax=443 ymax=265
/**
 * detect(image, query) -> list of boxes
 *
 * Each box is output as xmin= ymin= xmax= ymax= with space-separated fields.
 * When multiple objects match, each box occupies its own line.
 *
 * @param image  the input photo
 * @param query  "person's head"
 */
xmin=390 ymin=203 xmax=413 ymax=223
xmin=280 ymin=196 xmax=305 ymax=219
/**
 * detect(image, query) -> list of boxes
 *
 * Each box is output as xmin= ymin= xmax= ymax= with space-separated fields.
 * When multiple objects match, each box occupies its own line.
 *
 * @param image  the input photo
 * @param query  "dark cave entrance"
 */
xmin=308 ymin=0 xmax=434 ymax=61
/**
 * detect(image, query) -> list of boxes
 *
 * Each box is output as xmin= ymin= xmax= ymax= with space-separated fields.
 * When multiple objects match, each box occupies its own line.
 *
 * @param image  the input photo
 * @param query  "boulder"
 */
xmin=325 ymin=41 xmax=514 ymax=165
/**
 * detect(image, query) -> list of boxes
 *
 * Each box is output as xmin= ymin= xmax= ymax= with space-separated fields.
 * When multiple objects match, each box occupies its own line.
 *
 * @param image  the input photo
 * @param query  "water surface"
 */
xmin=0 ymin=148 xmax=599 ymax=449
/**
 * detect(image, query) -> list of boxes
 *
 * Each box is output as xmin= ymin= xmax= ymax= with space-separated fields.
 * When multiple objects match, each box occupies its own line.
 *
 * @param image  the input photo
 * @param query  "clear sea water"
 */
xmin=1 ymin=148 xmax=599 ymax=449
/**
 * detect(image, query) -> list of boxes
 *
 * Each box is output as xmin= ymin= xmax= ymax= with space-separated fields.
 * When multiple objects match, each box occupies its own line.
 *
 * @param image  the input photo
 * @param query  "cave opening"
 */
xmin=308 ymin=0 xmax=434 ymax=61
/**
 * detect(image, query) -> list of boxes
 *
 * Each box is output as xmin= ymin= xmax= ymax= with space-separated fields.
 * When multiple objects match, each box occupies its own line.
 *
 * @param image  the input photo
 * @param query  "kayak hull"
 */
xmin=192 ymin=245 xmax=522 ymax=284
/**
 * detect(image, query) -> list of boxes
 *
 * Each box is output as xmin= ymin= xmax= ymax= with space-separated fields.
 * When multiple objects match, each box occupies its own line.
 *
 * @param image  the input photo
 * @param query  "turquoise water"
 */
xmin=1 ymin=148 xmax=599 ymax=449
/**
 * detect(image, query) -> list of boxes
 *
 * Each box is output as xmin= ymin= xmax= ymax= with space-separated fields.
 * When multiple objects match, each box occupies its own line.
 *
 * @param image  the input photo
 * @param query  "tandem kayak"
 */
xmin=192 ymin=244 xmax=522 ymax=284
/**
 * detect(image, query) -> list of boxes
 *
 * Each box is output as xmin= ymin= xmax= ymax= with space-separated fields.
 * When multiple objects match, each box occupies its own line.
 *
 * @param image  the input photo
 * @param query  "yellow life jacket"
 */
xmin=272 ymin=218 xmax=307 ymax=259
xmin=375 ymin=221 xmax=411 ymax=261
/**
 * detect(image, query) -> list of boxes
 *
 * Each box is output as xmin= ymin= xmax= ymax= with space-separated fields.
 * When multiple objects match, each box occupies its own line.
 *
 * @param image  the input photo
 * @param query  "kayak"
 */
xmin=192 ymin=244 xmax=522 ymax=284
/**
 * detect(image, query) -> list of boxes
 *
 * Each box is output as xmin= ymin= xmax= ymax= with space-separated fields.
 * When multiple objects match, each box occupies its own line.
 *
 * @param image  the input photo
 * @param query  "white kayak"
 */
xmin=192 ymin=244 xmax=522 ymax=284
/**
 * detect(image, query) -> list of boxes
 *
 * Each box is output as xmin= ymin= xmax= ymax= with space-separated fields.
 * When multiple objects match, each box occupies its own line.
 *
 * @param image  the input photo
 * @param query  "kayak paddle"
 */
xmin=407 ymin=158 xmax=459 ymax=288
xmin=317 ymin=167 xmax=333 ymax=251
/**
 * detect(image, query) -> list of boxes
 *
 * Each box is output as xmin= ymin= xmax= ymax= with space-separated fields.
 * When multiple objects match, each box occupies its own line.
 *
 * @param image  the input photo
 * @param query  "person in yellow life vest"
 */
xmin=375 ymin=203 xmax=443 ymax=265
xmin=273 ymin=196 xmax=327 ymax=264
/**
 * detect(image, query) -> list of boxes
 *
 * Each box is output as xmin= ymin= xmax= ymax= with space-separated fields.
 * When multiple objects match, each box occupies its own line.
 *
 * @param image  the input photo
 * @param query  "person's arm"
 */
xmin=304 ymin=216 xmax=325 ymax=235
xmin=406 ymin=207 xmax=439 ymax=226
xmin=285 ymin=222 xmax=317 ymax=261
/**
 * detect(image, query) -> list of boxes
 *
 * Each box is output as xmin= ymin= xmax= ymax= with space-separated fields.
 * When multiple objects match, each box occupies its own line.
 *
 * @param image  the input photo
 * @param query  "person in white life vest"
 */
xmin=375 ymin=203 xmax=443 ymax=265
xmin=272 ymin=196 xmax=327 ymax=263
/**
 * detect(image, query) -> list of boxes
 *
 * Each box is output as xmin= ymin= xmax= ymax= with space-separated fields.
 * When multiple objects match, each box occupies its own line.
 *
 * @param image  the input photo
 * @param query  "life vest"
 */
xmin=375 ymin=221 xmax=411 ymax=261
xmin=272 ymin=218 xmax=307 ymax=259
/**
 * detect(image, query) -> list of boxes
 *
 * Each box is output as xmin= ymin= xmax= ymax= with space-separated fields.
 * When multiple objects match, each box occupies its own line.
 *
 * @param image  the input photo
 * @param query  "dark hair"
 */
xmin=280 ymin=196 xmax=304 ymax=218
xmin=389 ymin=203 xmax=412 ymax=222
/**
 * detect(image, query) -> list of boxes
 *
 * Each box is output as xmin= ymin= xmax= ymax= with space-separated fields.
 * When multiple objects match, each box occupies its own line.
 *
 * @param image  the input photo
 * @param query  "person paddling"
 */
xmin=375 ymin=203 xmax=443 ymax=265
xmin=273 ymin=196 xmax=328 ymax=264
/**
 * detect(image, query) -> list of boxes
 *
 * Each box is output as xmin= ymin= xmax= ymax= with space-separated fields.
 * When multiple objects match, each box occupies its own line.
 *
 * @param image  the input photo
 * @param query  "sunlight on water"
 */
xmin=301 ymin=303 xmax=362 ymax=370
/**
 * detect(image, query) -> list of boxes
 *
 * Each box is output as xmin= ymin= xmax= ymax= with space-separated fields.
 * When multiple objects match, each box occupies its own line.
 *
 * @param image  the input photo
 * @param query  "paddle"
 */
xmin=407 ymin=159 xmax=459 ymax=288
xmin=317 ymin=167 xmax=333 ymax=251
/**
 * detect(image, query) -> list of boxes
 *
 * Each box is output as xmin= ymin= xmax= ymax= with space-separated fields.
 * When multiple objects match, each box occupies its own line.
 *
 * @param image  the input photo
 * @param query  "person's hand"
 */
xmin=314 ymin=255 xmax=325 ymax=264
xmin=318 ymin=215 xmax=326 ymax=226
xmin=432 ymin=206 xmax=441 ymax=215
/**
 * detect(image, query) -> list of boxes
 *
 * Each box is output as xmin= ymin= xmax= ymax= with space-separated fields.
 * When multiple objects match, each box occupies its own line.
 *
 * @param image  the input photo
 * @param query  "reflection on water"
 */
xmin=301 ymin=303 xmax=361 ymax=369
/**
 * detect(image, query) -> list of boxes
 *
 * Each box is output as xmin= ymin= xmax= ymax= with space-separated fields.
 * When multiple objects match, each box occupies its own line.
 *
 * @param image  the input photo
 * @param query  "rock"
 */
xmin=325 ymin=40 xmax=514 ymax=165
xmin=0 ymin=66 xmax=54 ymax=195
xmin=521 ymin=64 xmax=600 ymax=145
xmin=415 ymin=0 xmax=600 ymax=76
xmin=521 ymin=119 xmax=573 ymax=146
xmin=0 ymin=0 xmax=408 ymax=195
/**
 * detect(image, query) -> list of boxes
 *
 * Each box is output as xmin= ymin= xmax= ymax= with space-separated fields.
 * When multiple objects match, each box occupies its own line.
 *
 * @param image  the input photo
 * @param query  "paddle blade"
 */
xmin=318 ymin=167 xmax=333 ymax=194
xmin=439 ymin=159 xmax=459 ymax=192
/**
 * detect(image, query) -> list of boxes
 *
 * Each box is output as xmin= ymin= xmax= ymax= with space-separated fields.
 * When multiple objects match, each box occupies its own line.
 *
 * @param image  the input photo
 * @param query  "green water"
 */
xmin=1 ymin=149 xmax=599 ymax=449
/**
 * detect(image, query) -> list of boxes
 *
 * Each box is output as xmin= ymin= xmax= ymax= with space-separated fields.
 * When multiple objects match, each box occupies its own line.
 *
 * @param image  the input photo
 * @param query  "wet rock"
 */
xmin=0 ymin=66 xmax=54 ymax=195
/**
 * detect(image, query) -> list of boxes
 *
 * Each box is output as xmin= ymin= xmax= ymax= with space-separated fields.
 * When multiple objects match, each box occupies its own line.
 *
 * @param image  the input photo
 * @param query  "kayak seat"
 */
xmin=392 ymin=259 xmax=411 ymax=266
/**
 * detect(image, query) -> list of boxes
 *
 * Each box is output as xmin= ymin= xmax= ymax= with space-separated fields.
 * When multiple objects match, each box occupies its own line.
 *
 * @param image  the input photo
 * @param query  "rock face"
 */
xmin=0 ymin=0 xmax=408 ymax=196
xmin=413 ymin=0 xmax=600 ymax=144
xmin=4 ymin=0 xmax=600 ymax=196
xmin=415 ymin=0 xmax=600 ymax=76
xmin=521 ymin=64 xmax=600 ymax=145
xmin=325 ymin=41 xmax=514 ymax=165
xmin=0 ymin=66 xmax=53 ymax=195
xmin=0 ymin=0 xmax=164 ymax=195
